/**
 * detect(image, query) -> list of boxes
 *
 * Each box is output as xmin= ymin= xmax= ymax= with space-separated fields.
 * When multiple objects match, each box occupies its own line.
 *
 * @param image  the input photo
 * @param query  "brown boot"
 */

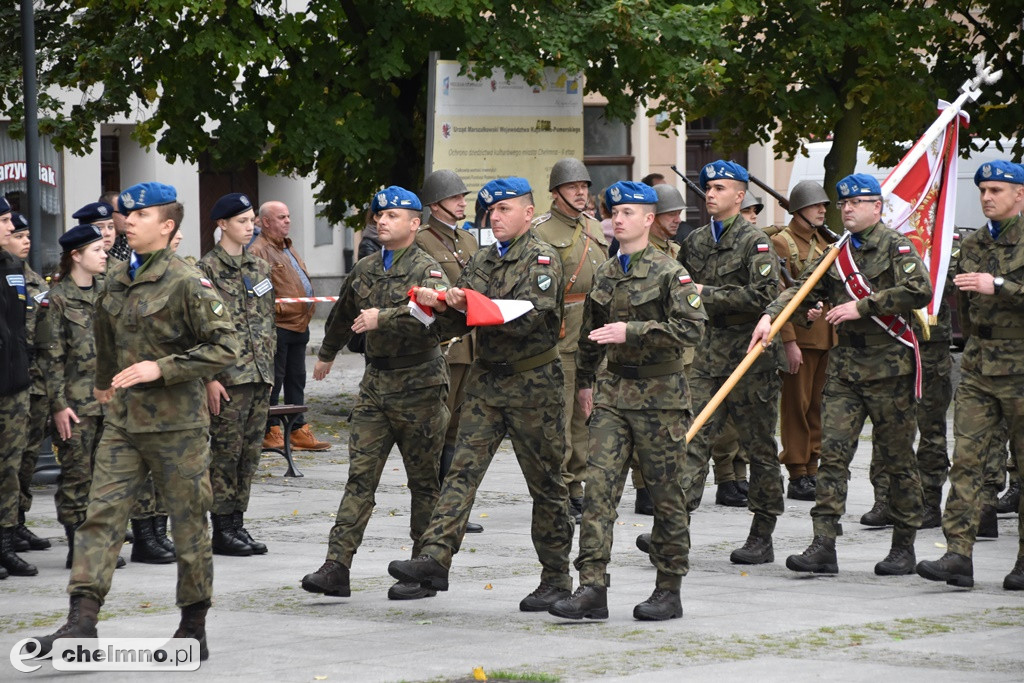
xmin=30 ymin=596 xmax=100 ymax=658
xmin=261 ymin=426 xmax=284 ymax=450
xmin=173 ymin=599 xmax=210 ymax=660
xmin=290 ymin=425 xmax=330 ymax=451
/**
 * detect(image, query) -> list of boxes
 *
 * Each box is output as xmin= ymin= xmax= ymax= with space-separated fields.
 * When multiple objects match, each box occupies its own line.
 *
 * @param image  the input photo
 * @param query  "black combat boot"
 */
xmin=636 ymin=533 xmax=652 ymax=554
xmin=715 ymin=481 xmax=747 ymax=507
xmin=787 ymin=476 xmax=815 ymax=501
xmin=997 ymin=481 xmax=1020 ymax=514
xmin=0 ymin=526 xmax=39 ymax=576
xmin=1004 ymin=557 xmax=1024 ymax=591
xmin=786 ymin=535 xmax=838 ymax=574
xmin=301 ymin=560 xmax=351 ymax=597
xmin=520 ymin=582 xmax=572 ymax=612
xmin=210 ymin=514 xmax=252 ymax=556
xmin=633 ymin=588 xmax=682 ymax=621
xmin=232 ymin=511 xmax=267 ymax=555
xmin=736 ymin=478 xmax=749 ymax=496
xmin=0 ymin=563 xmax=7 ymax=579
xmin=28 ymin=596 xmax=100 ymax=658
xmin=569 ymin=496 xmax=584 ymax=524
xmin=916 ymin=551 xmax=973 ymax=587
xmin=388 ymin=580 xmax=437 ymax=600
xmin=977 ymin=505 xmax=998 ymax=538
xmin=173 ymin=599 xmax=210 ymax=661
xmin=549 ymin=585 xmax=608 ymax=620
xmin=152 ymin=515 xmax=175 ymax=554
xmin=859 ymin=501 xmax=892 ymax=527
xmin=634 ymin=487 xmax=654 ymax=515
xmin=875 ymin=545 xmax=916 ymax=576
xmin=388 ymin=555 xmax=449 ymax=591
xmin=16 ymin=510 xmax=51 ymax=550
xmin=130 ymin=518 xmax=175 ymax=564
xmin=730 ymin=534 xmax=774 ymax=565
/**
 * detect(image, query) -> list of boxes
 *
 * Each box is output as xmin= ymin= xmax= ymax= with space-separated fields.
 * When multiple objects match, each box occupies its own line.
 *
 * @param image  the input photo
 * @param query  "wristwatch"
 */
xmin=993 ymin=276 xmax=1005 ymax=294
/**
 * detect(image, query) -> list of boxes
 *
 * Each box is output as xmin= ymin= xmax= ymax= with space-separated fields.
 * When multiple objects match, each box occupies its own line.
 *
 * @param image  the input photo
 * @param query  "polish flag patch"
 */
xmin=756 ymin=243 xmax=769 ymax=253
xmin=898 ymin=245 xmax=912 ymax=255
xmin=678 ymin=275 xmax=692 ymax=285
xmin=952 ymin=232 xmax=961 ymax=241
xmin=429 ymin=270 xmax=443 ymax=278
xmin=537 ymin=255 xmax=551 ymax=265
xmin=199 ymin=277 xmax=213 ymax=288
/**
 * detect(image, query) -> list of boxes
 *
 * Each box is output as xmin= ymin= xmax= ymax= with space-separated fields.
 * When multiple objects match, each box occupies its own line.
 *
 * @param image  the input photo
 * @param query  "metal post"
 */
xmin=20 ymin=0 xmax=42 ymax=274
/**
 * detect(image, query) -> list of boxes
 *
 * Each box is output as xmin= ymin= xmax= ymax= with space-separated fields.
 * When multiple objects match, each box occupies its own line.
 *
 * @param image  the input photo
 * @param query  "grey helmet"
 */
xmin=420 ymin=169 xmax=469 ymax=206
xmin=548 ymin=158 xmax=591 ymax=191
xmin=788 ymin=180 xmax=830 ymax=213
xmin=741 ymin=192 xmax=764 ymax=214
xmin=654 ymin=184 xmax=686 ymax=214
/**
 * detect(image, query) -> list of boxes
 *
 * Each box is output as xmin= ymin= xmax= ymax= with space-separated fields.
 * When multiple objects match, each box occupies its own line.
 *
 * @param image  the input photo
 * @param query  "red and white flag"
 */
xmin=881 ymin=100 xmax=969 ymax=319
xmin=407 ymin=288 xmax=534 ymax=327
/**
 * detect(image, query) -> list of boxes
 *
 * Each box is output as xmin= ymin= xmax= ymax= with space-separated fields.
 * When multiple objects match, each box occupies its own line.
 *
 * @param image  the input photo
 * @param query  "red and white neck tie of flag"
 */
xmin=881 ymin=100 xmax=969 ymax=321
xmin=406 ymin=287 xmax=534 ymax=327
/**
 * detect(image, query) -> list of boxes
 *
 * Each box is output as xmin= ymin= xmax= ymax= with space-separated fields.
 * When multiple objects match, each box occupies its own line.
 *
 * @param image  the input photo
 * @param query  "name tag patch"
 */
xmin=252 ymin=278 xmax=273 ymax=297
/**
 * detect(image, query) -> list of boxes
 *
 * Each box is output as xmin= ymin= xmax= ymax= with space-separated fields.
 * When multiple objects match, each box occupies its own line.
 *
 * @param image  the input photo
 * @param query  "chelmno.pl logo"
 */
xmin=10 ymin=638 xmax=201 ymax=673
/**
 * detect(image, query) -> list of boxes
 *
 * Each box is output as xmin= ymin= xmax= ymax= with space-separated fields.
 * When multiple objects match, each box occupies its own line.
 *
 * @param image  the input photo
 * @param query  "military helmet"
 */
xmin=548 ymin=158 xmax=591 ymax=191
xmin=654 ymin=184 xmax=686 ymax=214
xmin=741 ymin=192 xmax=764 ymax=214
xmin=789 ymin=180 xmax=830 ymax=212
xmin=420 ymin=169 xmax=469 ymax=206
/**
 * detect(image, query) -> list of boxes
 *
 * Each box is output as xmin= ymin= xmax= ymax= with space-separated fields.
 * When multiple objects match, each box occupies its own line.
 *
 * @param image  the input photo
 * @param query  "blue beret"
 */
xmin=72 ymin=202 xmax=115 ymax=225
xmin=698 ymin=160 xmax=749 ymax=190
xmin=10 ymin=212 xmax=29 ymax=233
xmin=836 ymin=173 xmax=882 ymax=199
xmin=371 ymin=186 xmax=423 ymax=214
xmin=210 ymin=192 xmax=254 ymax=221
xmin=477 ymin=177 xmax=532 ymax=210
xmin=0 ymin=197 xmax=9 ymax=216
xmin=974 ymin=160 xmax=1024 ymax=186
xmin=117 ymin=182 xmax=177 ymax=215
xmin=604 ymin=181 xmax=658 ymax=209
xmin=59 ymin=224 xmax=104 ymax=253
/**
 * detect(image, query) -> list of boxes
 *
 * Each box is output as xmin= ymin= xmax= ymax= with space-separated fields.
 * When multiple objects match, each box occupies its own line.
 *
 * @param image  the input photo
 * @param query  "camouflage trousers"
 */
xmin=577 ymin=406 xmax=690 ymax=591
xmin=69 ymin=425 xmax=213 ymax=607
xmin=814 ymin=374 xmax=922 ymax=546
xmin=131 ymin=474 xmax=167 ymax=520
xmin=327 ymin=383 xmax=448 ymax=567
xmin=0 ymin=389 xmax=30 ymax=527
xmin=209 ymin=382 xmax=271 ymax=515
xmin=684 ymin=371 xmax=783 ymax=537
xmin=420 ymin=394 xmax=574 ymax=590
xmin=444 ymin=361 xmax=471 ymax=447
xmin=54 ymin=414 xmax=103 ymax=526
xmin=711 ymin=420 xmax=745 ymax=485
xmin=944 ymin=370 xmax=1024 ymax=558
xmin=18 ymin=392 xmax=49 ymax=513
xmin=560 ymin=350 xmax=591 ymax=499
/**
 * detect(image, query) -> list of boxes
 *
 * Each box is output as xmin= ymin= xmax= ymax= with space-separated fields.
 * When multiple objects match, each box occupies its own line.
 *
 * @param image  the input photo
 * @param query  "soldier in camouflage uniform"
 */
xmin=389 ymin=177 xmax=575 ymax=612
xmin=198 ymin=193 xmax=276 ymax=557
xmin=917 ymin=161 xmax=1024 ymax=590
xmin=32 ymin=182 xmax=239 ymax=660
xmin=752 ymin=173 xmax=932 ymax=576
xmin=301 ymin=186 xmax=452 ymax=601
xmin=416 ymin=169 xmax=484 ymax=534
xmin=549 ymin=181 xmax=706 ymax=622
xmin=678 ymin=160 xmax=785 ymax=565
xmin=533 ymin=158 xmax=608 ymax=522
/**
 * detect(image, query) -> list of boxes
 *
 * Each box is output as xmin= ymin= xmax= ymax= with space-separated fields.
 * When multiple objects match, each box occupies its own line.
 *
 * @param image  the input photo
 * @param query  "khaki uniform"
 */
xmin=575 ymin=248 xmax=706 ymax=591
xmin=317 ymin=244 xmax=451 ymax=567
xmin=533 ymin=204 xmax=608 ymax=499
xmin=68 ymin=249 xmax=238 ymax=608
xmin=198 ymin=246 xmax=276 ymax=515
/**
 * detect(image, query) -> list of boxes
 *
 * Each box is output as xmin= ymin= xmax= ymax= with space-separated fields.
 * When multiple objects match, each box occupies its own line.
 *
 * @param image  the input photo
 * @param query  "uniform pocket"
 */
xmin=176 ymin=448 xmax=211 ymax=479
xmin=139 ymin=295 xmax=184 ymax=344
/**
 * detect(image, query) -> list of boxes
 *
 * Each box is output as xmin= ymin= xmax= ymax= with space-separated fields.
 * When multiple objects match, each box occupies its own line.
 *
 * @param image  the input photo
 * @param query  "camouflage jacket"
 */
xmin=532 ymin=204 xmax=608 ymax=353
xmin=679 ymin=214 xmax=784 ymax=377
xmin=415 ymin=215 xmax=478 ymax=365
xmin=578 ymin=247 xmax=706 ymax=412
xmin=46 ymin=276 xmax=104 ymax=416
xmin=957 ymin=215 xmax=1024 ymax=377
xmin=24 ymin=265 xmax=53 ymax=396
xmin=318 ymin=243 xmax=451 ymax=394
xmin=95 ymin=248 xmax=239 ymax=433
xmin=440 ymin=230 xmax=564 ymax=408
xmin=198 ymin=245 xmax=276 ymax=387
xmin=766 ymin=222 xmax=932 ymax=381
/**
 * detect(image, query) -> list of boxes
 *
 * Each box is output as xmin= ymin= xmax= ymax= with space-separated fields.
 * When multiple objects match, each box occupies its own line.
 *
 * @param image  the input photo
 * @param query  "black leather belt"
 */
xmin=366 ymin=346 xmax=441 ymax=370
xmin=607 ymin=358 xmax=685 ymax=379
xmin=479 ymin=346 xmax=559 ymax=377
xmin=976 ymin=326 xmax=1024 ymax=340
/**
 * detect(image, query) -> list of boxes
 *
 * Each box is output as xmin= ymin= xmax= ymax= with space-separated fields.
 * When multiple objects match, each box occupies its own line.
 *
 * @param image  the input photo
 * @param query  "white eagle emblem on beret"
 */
xmin=982 ymin=164 xmax=992 ymax=178
xmin=240 ymin=196 xmax=251 ymax=207
xmin=120 ymin=193 xmax=135 ymax=209
xmin=705 ymin=164 xmax=717 ymax=179
xmin=610 ymin=186 xmax=622 ymax=202
xmin=479 ymin=188 xmax=493 ymax=204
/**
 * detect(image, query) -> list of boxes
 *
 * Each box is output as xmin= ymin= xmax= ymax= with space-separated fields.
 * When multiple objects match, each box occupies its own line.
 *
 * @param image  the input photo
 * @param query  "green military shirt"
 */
xmin=318 ymin=243 xmax=451 ymax=394
xmin=415 ymin=215 xmax=478 ymax=365
xmin=577 ymin=248 xmax=706 ymax=412
xmin=679 ymin=214 xmax=784 ymax=377
xmin=649 ymin=233 xmax=681 ymax=259
xmin=198 ymin=245 xmax=277 ymax=387
xmin=46 ymin=277 xmax=104 ymax=417
xmin=532 ymin=204 xmax=608 ymax=352
xmin=957 ymin=214 xmax=1024 ymax=377
xmin=766 ymin=222 xmax=932 ymax=381
xmin=95 ymin=248 xmax=239 ymax=433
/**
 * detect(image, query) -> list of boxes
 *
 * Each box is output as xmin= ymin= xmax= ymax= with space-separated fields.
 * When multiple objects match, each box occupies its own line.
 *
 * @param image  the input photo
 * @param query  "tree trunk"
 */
xmin=823 ymin=100 xmax=864 ymax=230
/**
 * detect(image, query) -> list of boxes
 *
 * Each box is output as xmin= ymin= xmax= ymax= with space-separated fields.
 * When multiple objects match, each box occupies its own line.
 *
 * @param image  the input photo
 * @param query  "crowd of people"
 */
xmin=0 ymin=155 xmax=1021 ymax=660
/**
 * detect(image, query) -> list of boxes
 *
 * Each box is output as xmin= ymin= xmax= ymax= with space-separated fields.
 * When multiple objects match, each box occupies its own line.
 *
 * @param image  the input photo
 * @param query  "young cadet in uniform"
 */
xmin=0 ymin=200 xmax=39 ymax=578
xmin=532 ymin=158 xmax=608 ymax=522
xmin=99 ymin=191 xmax=132 ymax=262
xmin=678 ymin=160 xmax=785 ymax=566
xmin=3 ymin=214 xmax=54 ymax=554
xmin=31 ymin=182 xmax=239 ymax=660
xmin=750 ymin=173 xmax=932 ymax=576
xmin=739 ymin=193 xmax=764 ymax=225
xmin=770 ymin=181 xmax=835 ymax=502
xmin=416 ymin=169 xmax=483 ymax=534
xmin=198 ymin=193 xmax=276 ymax=556
xmin=73 ymin=202 xmax=117 ymax=253
xmin=550 ymin=181 xmax=706 ymax=621
xmin=917 ymin=161 xmax=1024 ymax=590
xmin=301 ymin=186 xmax=452 ymax=601
xmin=389 ymin=177 xmax=575 ymax=612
